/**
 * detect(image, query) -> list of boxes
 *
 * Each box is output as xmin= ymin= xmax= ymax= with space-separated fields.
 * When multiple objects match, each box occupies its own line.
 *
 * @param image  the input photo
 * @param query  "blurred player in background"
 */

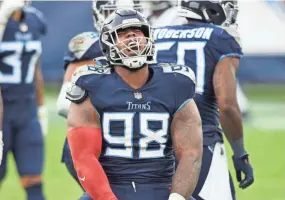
xmin=67 ymin=8 xmax=202 ymax=200
xmin=145 ymin=0 xmax=250 ymax=118
xmin=56 ymin=1 xmax=143 ymax=198
xmin=143 ymin=0 xmax=186 ymax=27
xmin=154 ymin=0 xmax=254 ymax=199
xmin=0 ymin=0 xmax=8 ymax=167
xmin=0 ymin=0 xmax=48 ymax=199
xmin=56 ymin=31 xmax=99 ymax=196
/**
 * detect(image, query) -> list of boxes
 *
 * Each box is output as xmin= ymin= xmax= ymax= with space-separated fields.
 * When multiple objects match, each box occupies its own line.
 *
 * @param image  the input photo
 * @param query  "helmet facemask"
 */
xmin=101 ymin=22 xmax=154 ymax=69
xmin=221 ymin=1 xmax=239 ymax=27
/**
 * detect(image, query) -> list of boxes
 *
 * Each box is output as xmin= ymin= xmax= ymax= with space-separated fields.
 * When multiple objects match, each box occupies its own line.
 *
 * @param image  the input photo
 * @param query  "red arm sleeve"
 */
xmin=67 ymin=127 xmax=118 ymax=200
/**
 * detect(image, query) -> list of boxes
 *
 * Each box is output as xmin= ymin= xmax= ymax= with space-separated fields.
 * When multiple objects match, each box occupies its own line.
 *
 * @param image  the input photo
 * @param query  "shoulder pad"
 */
xmin=66 ymin=64 xmax=111 ymax=103
xmin=68 ymin=32 xmax=99 ymax=60
xmin=160 ymin=63 xmax=196 ymax=84
xmin=71 ymin=64 xmax=111 ymax=84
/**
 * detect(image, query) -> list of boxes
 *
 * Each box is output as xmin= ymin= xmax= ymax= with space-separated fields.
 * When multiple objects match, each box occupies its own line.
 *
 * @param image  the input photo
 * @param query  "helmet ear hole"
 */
xmin=209 ymin=9 xmax=218 ymax=16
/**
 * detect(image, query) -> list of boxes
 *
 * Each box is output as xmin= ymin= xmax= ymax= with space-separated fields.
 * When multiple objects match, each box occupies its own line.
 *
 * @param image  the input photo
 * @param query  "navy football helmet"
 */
xmin=100 ymin=8 xmax=154 ymax=69
xmin=177 ymin=0 xmax=238 ymax=26
xmin=92 ymin=0 xmax=143 ymax=32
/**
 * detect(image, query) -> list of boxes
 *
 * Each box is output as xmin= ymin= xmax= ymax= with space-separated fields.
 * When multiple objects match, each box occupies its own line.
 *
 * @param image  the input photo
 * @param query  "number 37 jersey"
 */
xmin=0 ymin=6 xmax=46 ymax=101
xmin=154 ymin=23 xmax=242 ymax=145
xmin=68 ymin=63 xmax=195 ymax=185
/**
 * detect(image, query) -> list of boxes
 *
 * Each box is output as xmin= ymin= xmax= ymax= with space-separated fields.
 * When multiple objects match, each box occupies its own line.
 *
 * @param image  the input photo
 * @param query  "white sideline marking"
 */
xmin=244 ymin=101 xmax=285 ymax=131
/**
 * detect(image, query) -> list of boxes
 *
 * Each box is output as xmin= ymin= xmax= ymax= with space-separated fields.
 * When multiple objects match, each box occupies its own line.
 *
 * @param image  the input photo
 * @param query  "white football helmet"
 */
xmin=92 ymin=0 xmax=143 ymax=32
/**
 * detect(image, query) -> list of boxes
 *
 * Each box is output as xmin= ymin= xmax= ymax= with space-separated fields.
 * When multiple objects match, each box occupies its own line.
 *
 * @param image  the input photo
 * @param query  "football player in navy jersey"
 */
xmin=0 ymin=0 xmax=47 ymax=199
xmin=57 ymin=31 xmax=99 ymax=195
xmin=154 ymin=1 xmax=254 ymax=200
xmin=0 ymin=0 xmax=26 ymax=169
xmin=0 ymin=0 xmax=16 ymax=167
xmin=66 ymin=8 xmax=201 ymax=200
xmin=56 ymin=0 xmax=144 ymax=198
xmin=145 ymin=0 xmax=250 ymax=120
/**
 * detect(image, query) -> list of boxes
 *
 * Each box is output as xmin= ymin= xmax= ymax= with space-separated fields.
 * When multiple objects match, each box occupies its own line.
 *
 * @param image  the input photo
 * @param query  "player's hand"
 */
xmin=0 ymin=131 xmax=3 ymax=166
xmin=0 ymin=0 xmax=26 ymax=24
xmin=232 ymin=154 xmax=254 ymax=189
xmin=38 ymin=105 xmax=48 ymax=137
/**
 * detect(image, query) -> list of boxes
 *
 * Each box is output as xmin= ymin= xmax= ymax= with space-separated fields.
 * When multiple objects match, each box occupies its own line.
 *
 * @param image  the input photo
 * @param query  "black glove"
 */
xmin=232 ymin=154 xmax=254 ymax=189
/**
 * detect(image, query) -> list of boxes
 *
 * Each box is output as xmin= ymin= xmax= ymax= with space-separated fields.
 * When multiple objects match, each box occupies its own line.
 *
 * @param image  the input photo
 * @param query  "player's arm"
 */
xmin=67 ymin=97 xmax=117 ymax=200
xmin=213 ymin=56 xmax=254 ymax=188
xmin=0 ymin=88 xmax=3 ymax=165
xmin=34 ymin=59 xmax=48 ymax=136
xmin=170 ymin=99 xmax=203 ymax=200
xmin=0 ymin=18 xmax=7 ymax=42
xmin=56 ymin=60 xmax=94 ymax=118
xmin=35 ymin=60 xmax=45 ymax=106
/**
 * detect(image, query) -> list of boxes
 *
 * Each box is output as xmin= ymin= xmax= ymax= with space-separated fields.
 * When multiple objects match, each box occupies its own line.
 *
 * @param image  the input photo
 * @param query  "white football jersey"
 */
xmin=147 ymin=7 xmax=187 ymax=27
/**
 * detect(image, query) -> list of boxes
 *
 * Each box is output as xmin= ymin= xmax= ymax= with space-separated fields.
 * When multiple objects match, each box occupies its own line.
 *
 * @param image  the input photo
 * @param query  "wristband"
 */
xmin=169 ymin=193 xmax=185 ymax=200
xmin=230 ymin=136 xmax=247 ymax=157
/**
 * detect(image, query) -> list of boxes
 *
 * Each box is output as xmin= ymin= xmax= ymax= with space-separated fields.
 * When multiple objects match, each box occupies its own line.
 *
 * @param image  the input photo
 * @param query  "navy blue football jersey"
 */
xmin=69 ymin=63 xmax=195 ymax=185
xmin=63 ymin=31 xmax=102 ymax=70
xmin=0 ymin=6 xmax=46 ymax=101
xmin=154 ymin=22 xmax=243 ymax=145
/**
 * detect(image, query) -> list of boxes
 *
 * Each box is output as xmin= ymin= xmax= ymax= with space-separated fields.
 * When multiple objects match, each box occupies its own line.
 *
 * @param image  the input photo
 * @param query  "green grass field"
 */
xmin=0 ymin=84 xmax=284 ymax=200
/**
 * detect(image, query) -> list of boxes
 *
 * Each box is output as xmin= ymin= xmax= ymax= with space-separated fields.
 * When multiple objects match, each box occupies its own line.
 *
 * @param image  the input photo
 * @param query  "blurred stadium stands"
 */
xmin=32 ymin=1 xmax=285 ymax=84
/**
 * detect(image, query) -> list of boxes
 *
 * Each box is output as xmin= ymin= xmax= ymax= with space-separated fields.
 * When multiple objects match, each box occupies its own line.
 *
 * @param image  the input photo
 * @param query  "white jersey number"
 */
xmin=154 ymin=41 xmax=206 ymax=94
xmin=103 ymin=112 xmax=169 ymax=159
xmin=0 ymin=41 xmax=42 ymax=84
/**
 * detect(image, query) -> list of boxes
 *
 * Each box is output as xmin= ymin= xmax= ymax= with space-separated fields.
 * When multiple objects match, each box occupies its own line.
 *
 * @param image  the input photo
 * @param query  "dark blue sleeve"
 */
xmin=29 ymin=6 xmax=47 ymax=36
xmin=160 ymin=63 xmax=196 ymax=115
xmin=36 ymin=10 xmax=47 ymax=36
xmin=209 ymin=28 xmax=243 ymax=62
xmin=40 ymin=17 xmax=47 ymax=36
xmin=174 ymin=73 xmax=196 ymax=115
xmin=161 ymin=63 xmax=196 ymax=115
xmin=63 ymin=33 xmax=102 ymax=70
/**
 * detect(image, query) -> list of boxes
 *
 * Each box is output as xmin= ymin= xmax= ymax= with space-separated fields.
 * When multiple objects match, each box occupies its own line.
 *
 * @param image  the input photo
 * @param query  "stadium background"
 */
xmin=0 ymin=1 xmax=285 ymax=200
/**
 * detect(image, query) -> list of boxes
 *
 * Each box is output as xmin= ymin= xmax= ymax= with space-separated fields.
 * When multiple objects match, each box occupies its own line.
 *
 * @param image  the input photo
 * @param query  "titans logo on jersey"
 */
xmin=0 ymin=6 xmax=46 ymax=101
xmin=67 ymin=63 xmax=195 ymax=185
xmin=63 ymin=31 xmax=103 ymax=70
xmin=154 ymin=23 xmax=243 ymax=145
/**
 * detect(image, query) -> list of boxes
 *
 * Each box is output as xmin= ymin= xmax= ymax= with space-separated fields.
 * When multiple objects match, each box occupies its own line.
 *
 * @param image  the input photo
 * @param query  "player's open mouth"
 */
xmin=127 ymin=41 xmax=139 ymax=51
